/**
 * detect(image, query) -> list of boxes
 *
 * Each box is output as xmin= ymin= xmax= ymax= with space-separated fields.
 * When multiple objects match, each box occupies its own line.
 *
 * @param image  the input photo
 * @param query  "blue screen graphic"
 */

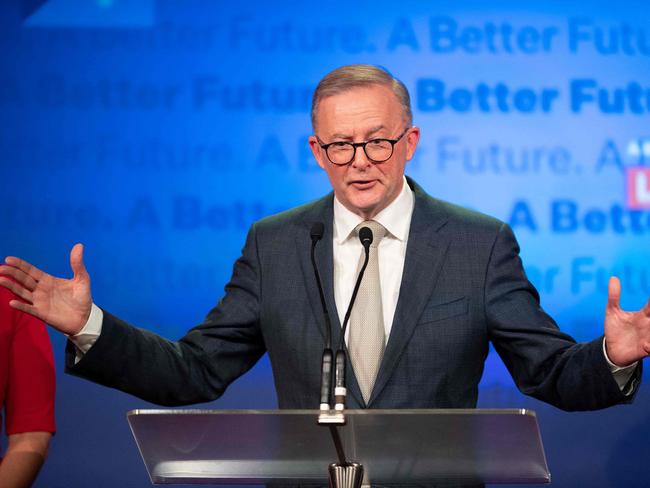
xmin=1 ymin=1 xmax=649 ymax=486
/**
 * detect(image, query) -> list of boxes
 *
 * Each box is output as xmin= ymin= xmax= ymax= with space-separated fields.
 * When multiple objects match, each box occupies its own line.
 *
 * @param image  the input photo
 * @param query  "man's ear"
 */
xmin=405 ymin=127 xmax=420 ymax=161
xmin=308 ymin=136 xmax=326 ymax=170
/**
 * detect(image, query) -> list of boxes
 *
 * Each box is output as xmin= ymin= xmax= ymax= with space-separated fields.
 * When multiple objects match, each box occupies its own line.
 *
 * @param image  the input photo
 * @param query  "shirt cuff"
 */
xmin=602 ymin=338 xmax=638 ymax=395
xmin=66 ymin=303 xmax=103 ymax=363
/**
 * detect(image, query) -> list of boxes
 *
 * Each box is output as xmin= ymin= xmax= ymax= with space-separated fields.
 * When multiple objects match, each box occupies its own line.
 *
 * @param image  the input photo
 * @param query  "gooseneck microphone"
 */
xmin=339 ymin=226 xmax=372 ymax=347
xmin=314 ymin=224 xmax=373 ymax=477
xmin=310 ymin=222 xmax=334 ymax=411
xmin=334 ymin=226 xmax=373 ymax=410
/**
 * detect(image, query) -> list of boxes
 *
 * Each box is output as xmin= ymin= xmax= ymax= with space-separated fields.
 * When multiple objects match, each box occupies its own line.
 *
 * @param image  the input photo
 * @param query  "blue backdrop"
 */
xmin=1 ymin=1 xmax=650 ymax=486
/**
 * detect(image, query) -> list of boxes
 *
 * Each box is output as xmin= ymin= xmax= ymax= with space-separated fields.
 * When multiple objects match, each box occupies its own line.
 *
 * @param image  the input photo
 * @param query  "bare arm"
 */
xmin=0 ymin=432 xmax=51 ymax=488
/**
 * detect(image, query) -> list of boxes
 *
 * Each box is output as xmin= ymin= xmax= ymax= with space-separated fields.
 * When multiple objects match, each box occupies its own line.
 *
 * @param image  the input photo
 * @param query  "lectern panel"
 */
xmin=127 ymin=409 xmax=550 ymax=485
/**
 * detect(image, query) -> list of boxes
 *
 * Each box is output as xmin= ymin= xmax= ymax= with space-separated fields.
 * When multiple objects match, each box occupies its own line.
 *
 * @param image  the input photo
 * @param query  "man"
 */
xmin=0 ymin=65 xmax=648 ymax=411
xmin=0 ymin=284 xmax=55 ymax=488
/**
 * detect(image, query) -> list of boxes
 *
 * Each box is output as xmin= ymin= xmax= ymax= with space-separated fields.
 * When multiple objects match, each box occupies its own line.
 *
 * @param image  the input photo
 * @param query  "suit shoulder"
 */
xmin=430 ymin=197 xmax=505 ymax=233
xmin=409 ymin=177 xmax=504 ymax=235
xmin=253 ymin=193 xmax=332 ymax=233
xmin=421 ymin=196 xmax=518 ymax=257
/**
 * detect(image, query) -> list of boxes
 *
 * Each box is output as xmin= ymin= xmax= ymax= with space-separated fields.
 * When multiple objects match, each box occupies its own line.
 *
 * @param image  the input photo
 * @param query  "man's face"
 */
xmin=309 ymin=85 xmax=420 ymax=220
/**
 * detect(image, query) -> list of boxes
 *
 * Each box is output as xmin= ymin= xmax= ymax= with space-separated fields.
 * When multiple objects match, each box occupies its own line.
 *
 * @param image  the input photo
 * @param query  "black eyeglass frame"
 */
xmin=315 ymin=127 xmax=411 ymax=166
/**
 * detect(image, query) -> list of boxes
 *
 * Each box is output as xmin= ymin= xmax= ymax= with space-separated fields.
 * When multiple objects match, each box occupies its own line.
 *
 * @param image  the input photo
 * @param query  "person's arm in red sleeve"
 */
xmin=0 ymin=303 xmax=55 ymax=487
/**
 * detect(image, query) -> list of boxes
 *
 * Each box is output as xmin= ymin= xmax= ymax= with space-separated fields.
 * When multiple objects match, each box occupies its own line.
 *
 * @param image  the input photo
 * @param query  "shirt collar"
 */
xmin=333 ymin=176 xmax=414 ymax=244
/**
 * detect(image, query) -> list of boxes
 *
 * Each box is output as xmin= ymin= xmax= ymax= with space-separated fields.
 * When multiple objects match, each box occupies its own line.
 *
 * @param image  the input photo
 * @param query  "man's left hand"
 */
xmin=604 ymin=276 xmax=650 ymax=367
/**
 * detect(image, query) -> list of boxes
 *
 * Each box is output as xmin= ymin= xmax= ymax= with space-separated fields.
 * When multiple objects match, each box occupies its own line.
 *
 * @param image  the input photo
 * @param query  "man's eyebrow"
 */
xmin=365 ymin=125 xmax=386 ymax=137
xmin=330 ymin=132 xmax=353 ymax=140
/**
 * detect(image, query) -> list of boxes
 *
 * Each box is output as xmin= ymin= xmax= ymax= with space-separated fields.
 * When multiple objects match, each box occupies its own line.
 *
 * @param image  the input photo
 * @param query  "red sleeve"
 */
xmin=5 ymin=305 xmax=56 ymax=435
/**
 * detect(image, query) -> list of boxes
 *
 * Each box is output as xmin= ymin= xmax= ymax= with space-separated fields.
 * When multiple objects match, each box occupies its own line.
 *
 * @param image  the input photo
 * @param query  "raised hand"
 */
xmin=0 ymin=243 xmax=92 ymax=335
xmin=604 ymin=276 xmax=650 ymax=367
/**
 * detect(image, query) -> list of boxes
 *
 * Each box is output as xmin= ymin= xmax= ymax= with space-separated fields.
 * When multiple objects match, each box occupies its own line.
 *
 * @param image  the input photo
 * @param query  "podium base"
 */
xmin=328 ymin=462 xmax=364 ymax=488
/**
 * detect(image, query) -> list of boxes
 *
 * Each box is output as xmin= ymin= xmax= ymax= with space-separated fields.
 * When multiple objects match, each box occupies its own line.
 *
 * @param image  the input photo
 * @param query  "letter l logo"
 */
xmin=627 ymin=167 xmax=650 ymax=209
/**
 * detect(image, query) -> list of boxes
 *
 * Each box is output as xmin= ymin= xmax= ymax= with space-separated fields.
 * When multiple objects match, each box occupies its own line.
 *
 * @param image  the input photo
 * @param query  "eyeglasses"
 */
xmin=315 ymin=127 xmax=410 ymax=166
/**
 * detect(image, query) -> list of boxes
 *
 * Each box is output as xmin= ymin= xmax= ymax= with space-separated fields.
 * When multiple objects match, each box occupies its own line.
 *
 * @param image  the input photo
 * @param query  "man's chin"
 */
xmin=347 ymin=197 xmax=384 ymax=219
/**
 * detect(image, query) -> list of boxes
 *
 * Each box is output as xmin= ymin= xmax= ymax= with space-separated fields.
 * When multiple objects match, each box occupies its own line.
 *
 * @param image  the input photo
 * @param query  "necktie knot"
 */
xmin=356 ymin=220 xmax=387 ymax=248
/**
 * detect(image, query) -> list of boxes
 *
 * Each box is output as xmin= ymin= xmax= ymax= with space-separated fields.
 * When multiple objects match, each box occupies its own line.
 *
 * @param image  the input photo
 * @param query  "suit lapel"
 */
xmin=369 ymin=180 xmax=450 ymax=405
xmin=295 ymin=194 xmax=365 ymax=407
xmin=295 ymin=195 xmax=338 ymax=345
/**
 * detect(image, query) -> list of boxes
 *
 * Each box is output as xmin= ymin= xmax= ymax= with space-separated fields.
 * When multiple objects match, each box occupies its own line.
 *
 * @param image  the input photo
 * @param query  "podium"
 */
xmin=127 ymin=409 xmax=550 ymax=485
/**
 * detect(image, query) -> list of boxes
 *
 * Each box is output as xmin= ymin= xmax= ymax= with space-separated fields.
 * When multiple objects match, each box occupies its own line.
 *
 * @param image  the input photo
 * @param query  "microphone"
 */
xmin=335 ymin=226 xmax=373 ymax=410
xmin=359 ymin=226 xmax=373 ymax=248
xmin=310 ymin=222 xmax=334 ymax=412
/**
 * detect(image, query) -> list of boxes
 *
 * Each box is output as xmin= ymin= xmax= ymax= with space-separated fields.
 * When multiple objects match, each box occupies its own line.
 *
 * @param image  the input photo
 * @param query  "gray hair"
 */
xmin=311 ymin=64 xmax=413 ymax=131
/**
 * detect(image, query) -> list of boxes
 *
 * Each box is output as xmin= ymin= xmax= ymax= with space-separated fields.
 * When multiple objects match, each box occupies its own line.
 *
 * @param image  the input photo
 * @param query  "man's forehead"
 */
xmin=314 ymin=86 xmax=403 ymax=134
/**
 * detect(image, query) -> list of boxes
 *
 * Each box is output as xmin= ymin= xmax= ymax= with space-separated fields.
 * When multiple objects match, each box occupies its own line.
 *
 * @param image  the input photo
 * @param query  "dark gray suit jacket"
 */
xmin=66 ymin=178 xmax=636 ymax=410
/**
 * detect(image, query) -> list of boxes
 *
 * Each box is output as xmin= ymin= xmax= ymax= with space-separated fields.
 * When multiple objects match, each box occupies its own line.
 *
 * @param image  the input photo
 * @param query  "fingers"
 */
xmin=0 ymin=276 xmax=33 ymax=303
xmin=8 ymin=299 xmax=41 ymax=319
xmin=607 ymin=276 xmax=621 ymax=310
xmin=4 ymin=255 xmax=45 ymax=282
xmin=69 ymin=243 xmax=88 ymax=281
xmin=0 ymin=265 xmax=39 ymax=291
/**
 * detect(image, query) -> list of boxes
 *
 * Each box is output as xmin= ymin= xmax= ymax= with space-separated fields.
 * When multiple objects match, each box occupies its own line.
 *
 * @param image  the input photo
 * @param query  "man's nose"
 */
xmin=350 ymin=146 xmax=372 ymax=169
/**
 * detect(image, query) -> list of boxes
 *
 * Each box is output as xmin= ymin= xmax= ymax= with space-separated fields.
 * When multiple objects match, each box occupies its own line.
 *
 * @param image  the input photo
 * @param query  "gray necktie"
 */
xmin=349 ymin=220 xmax=387 ymax=403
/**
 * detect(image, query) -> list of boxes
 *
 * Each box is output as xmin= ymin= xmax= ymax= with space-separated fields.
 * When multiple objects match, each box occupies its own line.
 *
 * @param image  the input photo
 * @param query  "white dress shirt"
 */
xmin=333 ymin=176 xmax=413 ymax=342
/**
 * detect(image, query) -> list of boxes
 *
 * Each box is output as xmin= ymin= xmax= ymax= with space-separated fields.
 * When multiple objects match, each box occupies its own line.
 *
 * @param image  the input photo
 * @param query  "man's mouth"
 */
xmin=349 ymin=179 xmax=377 ymax=190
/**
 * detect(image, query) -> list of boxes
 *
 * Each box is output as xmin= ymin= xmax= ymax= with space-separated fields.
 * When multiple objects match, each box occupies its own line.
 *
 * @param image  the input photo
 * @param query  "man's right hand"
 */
xmin=0 ymin=243 xmax=92 ymax=336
